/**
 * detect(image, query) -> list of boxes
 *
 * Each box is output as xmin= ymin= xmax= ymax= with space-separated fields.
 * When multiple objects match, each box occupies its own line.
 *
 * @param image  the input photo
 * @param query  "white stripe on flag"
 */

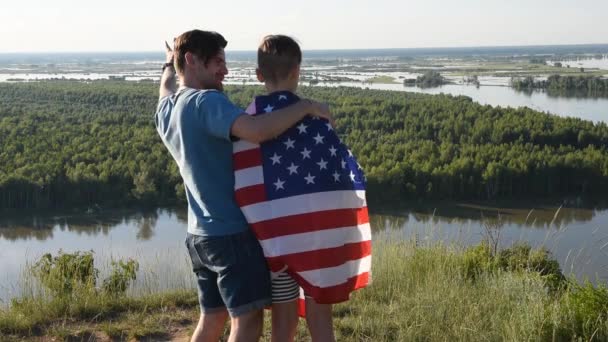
xmin=260 ymin=223 xmax=371 ymax=257
xmin=241 ymin=190 xmax=367 ymax=224
xmin=234 ymin=166 xmax=264 ymax=190
xmin=233 ymin=140 xmax=259 ymax=153
xmin=298 ymin=255 xmax=372 ymax=288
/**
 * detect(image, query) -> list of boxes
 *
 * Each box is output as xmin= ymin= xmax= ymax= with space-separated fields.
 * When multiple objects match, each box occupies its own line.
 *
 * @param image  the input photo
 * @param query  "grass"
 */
xmin=364 ymin=75 xmax=398 ymax=84
xmin=1 ymin=230 xmax=607 ymax=341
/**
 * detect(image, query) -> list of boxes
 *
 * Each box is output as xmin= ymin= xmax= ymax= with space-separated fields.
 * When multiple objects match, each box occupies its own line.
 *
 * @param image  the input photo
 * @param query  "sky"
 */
xmin=1 ymin=0 xmax=607 ymax=53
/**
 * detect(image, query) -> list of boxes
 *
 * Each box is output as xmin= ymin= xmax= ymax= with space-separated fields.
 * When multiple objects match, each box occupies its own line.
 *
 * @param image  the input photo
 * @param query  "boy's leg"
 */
xmin=305 ymin=298 xmax=335 ymax=342
xmin=271 ymin=301 xmax=299 ymax=342
xmin=270 ymin=271 xmax=300 ymax=342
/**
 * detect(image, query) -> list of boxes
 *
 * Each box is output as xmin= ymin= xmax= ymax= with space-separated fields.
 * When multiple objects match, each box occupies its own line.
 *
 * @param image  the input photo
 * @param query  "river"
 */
xmin=1 ymin=203 xmax=607 ymax=304
xmin=309 ymin=82 xmax=608 ymax=123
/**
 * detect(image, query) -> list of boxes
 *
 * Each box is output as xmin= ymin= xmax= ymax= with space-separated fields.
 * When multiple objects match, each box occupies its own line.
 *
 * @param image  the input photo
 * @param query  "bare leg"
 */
xmin=191 ymin=309 xmax=229 ymax=342
xmin=271 ymin=300 xmax=299 ymax=342
xmin=305 ymin=298 xmax=335 ymax=342
xmin=228 ymin=308 xmax=264 ymax=342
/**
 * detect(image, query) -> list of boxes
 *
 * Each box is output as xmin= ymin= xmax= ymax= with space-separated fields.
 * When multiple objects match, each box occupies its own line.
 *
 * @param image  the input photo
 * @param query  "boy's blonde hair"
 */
xmin=257 ymin=35 xmax=302 ymax=84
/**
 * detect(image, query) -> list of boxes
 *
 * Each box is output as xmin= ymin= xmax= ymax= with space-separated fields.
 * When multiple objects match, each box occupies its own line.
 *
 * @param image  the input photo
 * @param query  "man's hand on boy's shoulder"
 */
xmin=301 ymin=99 xmax=335 ymax=128
xmin=231 ymin=98 xmax=334 ymax=144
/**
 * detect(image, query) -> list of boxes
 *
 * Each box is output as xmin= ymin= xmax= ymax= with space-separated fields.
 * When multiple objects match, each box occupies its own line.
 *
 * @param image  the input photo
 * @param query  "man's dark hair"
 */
xmin=174 ymin=30 xmax=228 ymax=73
xmin=257 ymin=35 xmax=302 ymax=84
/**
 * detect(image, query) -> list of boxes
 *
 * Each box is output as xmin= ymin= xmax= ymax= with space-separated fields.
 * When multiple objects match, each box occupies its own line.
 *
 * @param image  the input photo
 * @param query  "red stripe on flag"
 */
xmin=267 ymin=240 xmax=372 ymax=272
xmin=290 ymin=272 xmax=370 ymax=304
xmin=233 ymin=148 xmax=262 ymax=171
xmin=235 ymin=185 xmax=267 ymax=207
xmin=251 ymin=207 xmax=369 ymax=240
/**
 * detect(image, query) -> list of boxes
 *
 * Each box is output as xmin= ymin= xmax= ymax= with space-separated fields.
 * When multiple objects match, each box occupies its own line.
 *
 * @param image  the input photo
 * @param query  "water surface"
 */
xmin=1 ymin=204 xmax=606 ymax=303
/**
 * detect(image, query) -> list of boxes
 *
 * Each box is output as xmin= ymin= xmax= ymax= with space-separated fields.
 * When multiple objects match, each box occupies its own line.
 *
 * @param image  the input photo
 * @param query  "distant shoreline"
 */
xmin=1 ymin=44 xmax=607 ymax=62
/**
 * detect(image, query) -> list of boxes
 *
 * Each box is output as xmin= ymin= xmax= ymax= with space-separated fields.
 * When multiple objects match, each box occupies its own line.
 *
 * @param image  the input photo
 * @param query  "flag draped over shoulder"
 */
xmin=232 ymin=91 xmax=371 ymax=304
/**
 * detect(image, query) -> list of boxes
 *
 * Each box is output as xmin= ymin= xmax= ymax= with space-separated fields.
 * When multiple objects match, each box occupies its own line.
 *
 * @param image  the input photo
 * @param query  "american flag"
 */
xmin=232 ymin=91 xmax=371 ymax=304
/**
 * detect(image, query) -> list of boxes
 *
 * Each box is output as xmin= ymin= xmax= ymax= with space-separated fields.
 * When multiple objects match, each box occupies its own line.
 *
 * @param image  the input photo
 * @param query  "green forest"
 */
xmin=1 ymin=81 xmax=608 ymax=210
xmin=511 ymin=74 xmax=608 ymax=97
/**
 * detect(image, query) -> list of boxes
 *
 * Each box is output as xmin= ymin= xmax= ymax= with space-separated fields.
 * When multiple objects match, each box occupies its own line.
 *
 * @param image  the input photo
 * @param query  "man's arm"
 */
xmin=231 ymin=100 xmax=333 ymax=144
xmin=159 ymin=41 xmax=177 ymax=99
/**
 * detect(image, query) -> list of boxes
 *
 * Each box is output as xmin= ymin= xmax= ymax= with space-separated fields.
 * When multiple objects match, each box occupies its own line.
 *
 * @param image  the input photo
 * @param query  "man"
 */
xmin=154 ymin=29 xmax=333 ymax=342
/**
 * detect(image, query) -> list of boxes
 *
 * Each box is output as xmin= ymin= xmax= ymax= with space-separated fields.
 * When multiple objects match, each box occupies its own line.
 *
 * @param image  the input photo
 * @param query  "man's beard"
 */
xmin=203 ymin=80 xmax=223 ymax=92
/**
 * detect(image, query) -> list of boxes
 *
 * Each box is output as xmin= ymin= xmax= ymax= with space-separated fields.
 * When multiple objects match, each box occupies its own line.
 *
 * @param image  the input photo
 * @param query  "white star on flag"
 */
xmin=270 ymin=153 xmax=282 ymax=165
xmin=278 ymin=95 xmax=288 ymax=101
xmin=332 ymin=171 xmax=341 ymax=182
xmin=341 ymin=159 xmax=347 ymax=169
xmin=304 ymin=173 xmax=316 ymax=184
xmin=301 ymin=148 xmax=312 ymax=159
xmin=313 ymin=133 xmax=325 ymax=145
xmin=329 ymin=146 xmax=337 ymax=157
xmin=284 ymin=138 xmax=295 ymax=150
xmin=348 ymin=149 xmax=353 ymax=157
xmin=264 ymin=104 xmax=274 ymax=113
xmin=273 ymin=178 xmax=285 ymax=190
xmin=287 ymin=163 xmax=299 ymax=175
xmin=326 ymin=122 xmax=333 ymax=131
xmin=297 ymin=123 xmax=308 ymax=134
xmin=349 ymin=171 xmax=356 ymax=182
xmin=317 ymin=158 xmax=328 ymax=170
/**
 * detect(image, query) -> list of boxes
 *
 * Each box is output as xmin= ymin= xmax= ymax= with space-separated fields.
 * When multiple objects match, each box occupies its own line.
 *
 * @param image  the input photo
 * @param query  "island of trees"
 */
xmin=511 ymin=74 xmax=608 ymax=97
xmin=1 ymin=81 xmax=608 ymax=210
xmin=403 ymin=71 xmax=446 ymax=88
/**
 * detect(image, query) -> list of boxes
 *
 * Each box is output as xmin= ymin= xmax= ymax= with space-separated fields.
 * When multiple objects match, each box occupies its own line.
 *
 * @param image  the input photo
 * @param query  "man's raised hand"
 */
xmin=165 ymin=41 xmax=174 ymax=65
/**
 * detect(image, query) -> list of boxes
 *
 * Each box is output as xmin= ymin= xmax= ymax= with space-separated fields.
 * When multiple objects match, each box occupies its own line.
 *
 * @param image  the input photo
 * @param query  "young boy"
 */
xmin=232 ymin=35 xmax=372 ymax=342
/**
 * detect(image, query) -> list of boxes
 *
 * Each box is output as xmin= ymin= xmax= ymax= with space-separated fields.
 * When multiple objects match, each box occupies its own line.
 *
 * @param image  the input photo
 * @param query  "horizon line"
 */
xmin=1 ymin=42 xmax=608 ymax=55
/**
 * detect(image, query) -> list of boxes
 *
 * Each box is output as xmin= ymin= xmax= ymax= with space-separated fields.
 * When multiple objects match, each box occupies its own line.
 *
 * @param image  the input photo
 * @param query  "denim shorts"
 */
xmin=185 ymin=229 xmax=271 ymax=317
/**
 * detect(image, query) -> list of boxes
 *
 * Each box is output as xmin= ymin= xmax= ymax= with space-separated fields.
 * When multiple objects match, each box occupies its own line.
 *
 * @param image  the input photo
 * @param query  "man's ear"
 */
xmin=256 ymin=68 xmax=265 ymax=83
xmin=184 ymin=52 xmax=197 ymax=67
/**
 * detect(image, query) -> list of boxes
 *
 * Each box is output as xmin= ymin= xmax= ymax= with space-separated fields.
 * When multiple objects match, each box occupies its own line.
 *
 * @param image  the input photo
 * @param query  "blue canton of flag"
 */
xmin=253 ymin=91 xmax=366 ymax=201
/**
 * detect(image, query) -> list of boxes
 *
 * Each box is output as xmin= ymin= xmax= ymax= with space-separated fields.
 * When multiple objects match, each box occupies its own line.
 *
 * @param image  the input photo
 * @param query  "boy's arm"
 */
xmin=159 ymin=41 xmax=177 ymax=99
xmin=231 ymin=100 xmax=334 ymax=144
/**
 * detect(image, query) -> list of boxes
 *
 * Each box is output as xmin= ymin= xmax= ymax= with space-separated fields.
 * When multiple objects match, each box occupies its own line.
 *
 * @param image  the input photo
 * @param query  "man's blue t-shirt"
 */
xmin=155 ymin=88 xmax=248 ymax=236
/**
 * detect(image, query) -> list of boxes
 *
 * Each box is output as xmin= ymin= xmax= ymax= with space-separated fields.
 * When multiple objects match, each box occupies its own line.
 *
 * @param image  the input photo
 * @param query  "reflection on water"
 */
xmin=372 ymin=202 xmax=597 ymax=230
xmin=1 ymin=203 xmax=607 ymax=303
xmin=371 ymin=201 xmax=608 ymax=285
xmin=0 ymin=208 xmax=192 ymax=304
xmin=0 ymin=209 xmax=185 ymax=242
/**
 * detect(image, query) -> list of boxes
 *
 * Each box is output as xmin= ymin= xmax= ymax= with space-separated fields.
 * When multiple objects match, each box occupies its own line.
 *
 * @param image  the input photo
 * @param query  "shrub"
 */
xmin=563 ymin=281 xmax=608 ymax=340
xmin=460 ymin=242 xmax=566 ymax=292
xmin=461 ymin=242 xmax=497 ymax=279
xmin=102 ymin=259 xmax=139 ymax=296
xmin=32 ymin=251 xmax=97 ymax=297
xmin=31 ymin=251 xmax=139 ymax=298
xmin=497 ymin=243 xmax=566 ymax=291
